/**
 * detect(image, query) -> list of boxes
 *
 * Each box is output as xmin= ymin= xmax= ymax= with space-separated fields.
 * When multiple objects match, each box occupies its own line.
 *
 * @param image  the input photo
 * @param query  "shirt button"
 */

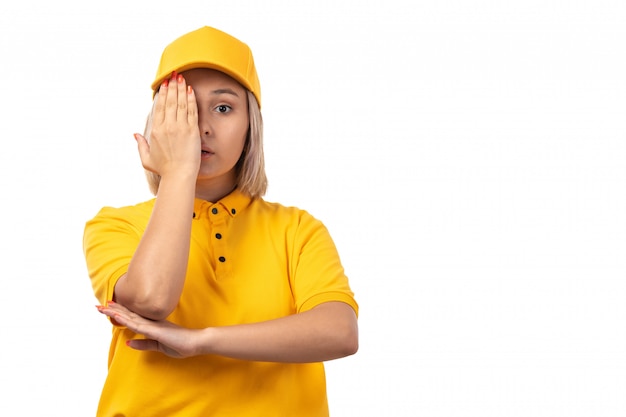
xmin=215 ymin=233 xmax=222 ymax=239
xmin=192 ymin=212 xmax=196 ymax=218
xmin=231 ymin=208 xmax=236 ymax=215
xmin=218 ymin=256 xmax=226 ymax=263
xmin=212 ymin=208 xmax=218 ymax=214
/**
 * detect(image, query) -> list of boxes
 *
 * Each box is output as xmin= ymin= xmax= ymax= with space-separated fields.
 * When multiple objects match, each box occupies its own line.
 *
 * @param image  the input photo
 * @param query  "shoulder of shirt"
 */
xmin=89 ymin=199 xmax=156 ymax=221
xmin=251 ymin=198 xmax=325 ymax=226
xmin=253 ymin=197 xmax=307 ymax=215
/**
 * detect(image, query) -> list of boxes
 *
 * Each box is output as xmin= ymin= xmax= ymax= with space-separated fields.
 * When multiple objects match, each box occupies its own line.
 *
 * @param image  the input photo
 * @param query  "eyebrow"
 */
xmin=211 ymin=88 xmax=240 ymax=97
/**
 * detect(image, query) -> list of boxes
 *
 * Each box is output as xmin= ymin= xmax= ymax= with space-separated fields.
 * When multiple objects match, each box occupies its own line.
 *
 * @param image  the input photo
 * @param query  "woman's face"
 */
xmin=182 ymin=68 xmax=249 ymax=194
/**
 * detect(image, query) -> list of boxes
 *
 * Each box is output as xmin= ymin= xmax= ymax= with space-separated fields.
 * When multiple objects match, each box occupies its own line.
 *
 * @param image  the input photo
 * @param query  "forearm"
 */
xmin=115 ymin=173 xmax=196 ymax=319
xmin=198 ymin=302 xmax=358 ymax=363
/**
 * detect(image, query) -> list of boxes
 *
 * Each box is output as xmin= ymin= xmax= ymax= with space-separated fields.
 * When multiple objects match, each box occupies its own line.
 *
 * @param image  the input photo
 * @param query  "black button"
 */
xmin=231 ymin=208 xmax=236 ymax=215
xmin=215 ymin=233 xmax=222 ymax=239
xmin=218 ymin=256 xmax=226 ymax=262
xmin=212 ymin=208 xmax=218 ymax=214
xmin=192 ymin=212 xmax=196 ymax=218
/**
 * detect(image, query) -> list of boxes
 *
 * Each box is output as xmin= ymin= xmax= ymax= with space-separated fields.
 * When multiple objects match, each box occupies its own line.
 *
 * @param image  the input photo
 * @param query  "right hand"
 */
xmin=134 ymin=72 xmax=201 ymax=179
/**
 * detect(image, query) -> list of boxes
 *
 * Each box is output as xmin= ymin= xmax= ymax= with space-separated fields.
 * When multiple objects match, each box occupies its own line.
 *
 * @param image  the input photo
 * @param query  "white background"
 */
xmin=1 ymin=1 xmax=624 ymax=416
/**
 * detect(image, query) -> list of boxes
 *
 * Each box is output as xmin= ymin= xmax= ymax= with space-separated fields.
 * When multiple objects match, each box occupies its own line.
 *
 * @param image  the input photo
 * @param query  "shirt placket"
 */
xmin=208 ymin=204 xmax=232 ymax=279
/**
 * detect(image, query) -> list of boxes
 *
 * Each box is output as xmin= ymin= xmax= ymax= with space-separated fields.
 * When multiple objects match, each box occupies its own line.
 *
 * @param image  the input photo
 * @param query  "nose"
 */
xmin=198 ymin=110 xmax=212 ymax=138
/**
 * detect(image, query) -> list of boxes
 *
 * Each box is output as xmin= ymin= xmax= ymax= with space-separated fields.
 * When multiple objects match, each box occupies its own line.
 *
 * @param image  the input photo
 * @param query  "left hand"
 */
xmin=97 ymin=301 xmax=203 ymax=359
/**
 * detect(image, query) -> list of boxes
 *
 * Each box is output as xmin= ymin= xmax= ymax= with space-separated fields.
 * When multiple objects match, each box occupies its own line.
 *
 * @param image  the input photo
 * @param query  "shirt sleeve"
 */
xmin=82 ymin=206 xmax=146 ymax=305
xmin=290 ymin=211 xmax=358 ymax=316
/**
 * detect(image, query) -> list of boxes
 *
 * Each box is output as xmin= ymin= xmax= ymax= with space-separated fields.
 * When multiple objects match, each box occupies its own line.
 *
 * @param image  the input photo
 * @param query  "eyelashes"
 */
xmin=215 ymin=105 xmax=231 ymax=113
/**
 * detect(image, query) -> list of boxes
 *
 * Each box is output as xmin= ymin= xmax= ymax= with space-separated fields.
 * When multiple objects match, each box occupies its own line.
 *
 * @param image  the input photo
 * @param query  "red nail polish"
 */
xmin=162 ymin=79 xmax=169 ymax=88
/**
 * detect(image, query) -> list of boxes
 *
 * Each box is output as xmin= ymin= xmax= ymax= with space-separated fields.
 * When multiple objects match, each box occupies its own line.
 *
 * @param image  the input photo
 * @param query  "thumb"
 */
xmin=127 ymin=338 xmax=159 ymax=352
xmin=127 ymin=339 xmax=183 ymax=358
xmin=133 ymin=133 xmax=152 ymax=170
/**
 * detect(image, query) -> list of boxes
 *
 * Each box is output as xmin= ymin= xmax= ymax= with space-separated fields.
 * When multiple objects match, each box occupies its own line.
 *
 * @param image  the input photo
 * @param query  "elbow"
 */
xmin=348 ymin=334 xmax=359 ymax=356
xmin=129 ymin=290 xmax=178 ymax=320
xmin=341 ymin=306 xmax=359 ymax=357
xmin=136 ymin=301 xmax=176 ymax=321
xmin=318 ymin=302 xmax=359 ymax=359
xmin=119 ymin=297 xmax=176 ymax=321
xmin=331 ymin=317 xmax=359 ymax=358
xmin=115 ymin=289 xmax=177 ymax=321
xmin=341 ymin=325 xmax=359 ymax=357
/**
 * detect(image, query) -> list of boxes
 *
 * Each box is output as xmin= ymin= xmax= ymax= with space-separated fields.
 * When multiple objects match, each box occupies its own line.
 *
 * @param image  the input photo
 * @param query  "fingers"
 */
xmin=96 ymin=301 xmax=134 ymax=321
xmin=96 ymin=302 xmax=128 ymax=328
xmin=154 ymin=81 xmax=168 ymax=125
xmin=175 ymin=74 xmax=188 ymax=122
xmin=172 ymin=73 xmax=198 ymax=126
xmin=163 ymin=72 xmax=188 ymax=124
xmin=164 ymin=73 xmax=177 ymax=124
xmin=152 ymin=72 xmax=185 ymax=126
xmin=186 ymin=84 xmax=197 ymax=126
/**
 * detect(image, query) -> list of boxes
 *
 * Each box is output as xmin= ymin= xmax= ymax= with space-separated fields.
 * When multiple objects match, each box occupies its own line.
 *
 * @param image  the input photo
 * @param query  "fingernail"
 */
xmin=162 ymin=79 xmax=169 ymax=88
xmin=187 ymin=85 xmax=193 ymax=95
xmin=171 ymin=71 xmax=177 ymax=80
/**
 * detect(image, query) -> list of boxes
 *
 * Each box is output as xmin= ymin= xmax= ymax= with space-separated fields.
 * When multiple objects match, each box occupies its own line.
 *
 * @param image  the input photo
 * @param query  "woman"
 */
xmin=84 ymin=26 xmax=358 ymax=416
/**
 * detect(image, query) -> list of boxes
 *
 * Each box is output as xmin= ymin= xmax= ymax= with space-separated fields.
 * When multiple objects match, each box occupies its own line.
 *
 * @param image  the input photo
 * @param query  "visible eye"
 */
xmin=215 ymin=104 xmax=231 ymax=113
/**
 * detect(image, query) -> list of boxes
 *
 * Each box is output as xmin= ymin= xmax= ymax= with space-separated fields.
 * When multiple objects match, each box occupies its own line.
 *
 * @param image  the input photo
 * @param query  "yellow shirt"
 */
xmin=83 ymin=190 xmax=358 ymax=417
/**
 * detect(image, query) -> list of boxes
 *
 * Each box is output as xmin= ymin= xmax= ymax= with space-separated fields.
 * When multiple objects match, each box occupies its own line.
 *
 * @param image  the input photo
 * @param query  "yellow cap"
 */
xmin=151 ymin=26 xmax=261 ymax=107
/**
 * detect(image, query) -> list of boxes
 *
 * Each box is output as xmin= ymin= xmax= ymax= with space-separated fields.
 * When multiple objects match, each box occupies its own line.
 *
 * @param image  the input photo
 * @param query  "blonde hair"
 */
xmin=143 ymin=90 xmax=267 ymax=198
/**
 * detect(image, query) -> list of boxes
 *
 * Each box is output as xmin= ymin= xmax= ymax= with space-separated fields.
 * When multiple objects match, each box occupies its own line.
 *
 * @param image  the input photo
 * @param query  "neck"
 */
xmin=195 ymin=177 xmax=237 ymax=202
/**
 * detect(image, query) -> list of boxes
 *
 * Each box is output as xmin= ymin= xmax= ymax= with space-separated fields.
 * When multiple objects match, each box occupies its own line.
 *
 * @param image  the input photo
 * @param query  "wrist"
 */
xmin=158 ymin=167 xmax=198 ymax=184
xmin=155 ymin=171 xmax=198 ymax=200
xmin=196 ymin=327 xmax=217 ymax=356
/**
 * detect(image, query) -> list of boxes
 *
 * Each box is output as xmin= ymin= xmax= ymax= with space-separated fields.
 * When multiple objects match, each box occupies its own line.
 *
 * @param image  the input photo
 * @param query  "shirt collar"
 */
xmin=193 ymin=188 xmax=252 ymax=219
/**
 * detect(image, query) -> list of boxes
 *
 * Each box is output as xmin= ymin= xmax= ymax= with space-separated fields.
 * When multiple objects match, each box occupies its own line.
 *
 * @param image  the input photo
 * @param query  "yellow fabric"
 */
xmin=83 ymin=190 xmax=358 ymax=417
xmin=151 ymin=26 xmax=262 ymax=107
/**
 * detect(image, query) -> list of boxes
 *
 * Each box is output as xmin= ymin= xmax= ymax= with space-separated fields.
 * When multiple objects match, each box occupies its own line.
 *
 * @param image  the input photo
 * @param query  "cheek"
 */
xmin=233 ymin=118 xmax=249 ymax=151
xmin=234 ymin=134 xmax=247 ymax=160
